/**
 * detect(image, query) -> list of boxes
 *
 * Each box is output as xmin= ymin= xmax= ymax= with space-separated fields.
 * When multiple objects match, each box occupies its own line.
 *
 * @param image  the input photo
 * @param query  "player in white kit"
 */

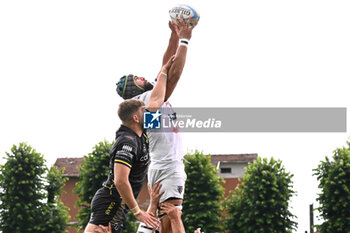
xmin=116 ymin=16 xmax=196 ymax=232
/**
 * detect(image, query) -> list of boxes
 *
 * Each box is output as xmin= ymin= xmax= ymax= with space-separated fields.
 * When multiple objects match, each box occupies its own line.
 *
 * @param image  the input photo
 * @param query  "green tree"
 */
xmin=125 ymin=211 xmax=138 ymax=232
xmin=226 ymin=157 xmax=297 ymax=233
xmin=0 ymin=143 xmax=69 ymax=233
xmin=74 ymin=140 xmax=112 ymax=230
xmin=313 ymin=141 xmax=350 ymax=233
xmin=183 ymin=151 xmax=225 ymax=233
xmin=44 ymin=166 xmax=70 ymax=233
xmin=0 ymin=143 xmax=47 ymax=233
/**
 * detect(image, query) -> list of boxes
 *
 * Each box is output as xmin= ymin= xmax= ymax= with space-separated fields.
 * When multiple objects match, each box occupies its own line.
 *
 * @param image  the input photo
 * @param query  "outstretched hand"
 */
xmin=159 ymin=202 xmax=182 ymax=220
xmin=95 ymin=222 xmax=112 ymax=233
xmin=135 ymin=211 xmax=160 ymax=229
xmin=169 ymin=20 xmax=177 ymax=33
xmin=162 ymin=54 xmax=176 ymax=73
xmin=148 ymin=183 xmax=165 ymax=207
xmin=173 ymin=15 xmax=198 ymax=40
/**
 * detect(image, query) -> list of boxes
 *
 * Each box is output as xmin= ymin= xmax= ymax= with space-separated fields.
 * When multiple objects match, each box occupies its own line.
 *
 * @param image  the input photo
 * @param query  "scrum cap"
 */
xmin=116 ymin=74 xmax=152 ymax=99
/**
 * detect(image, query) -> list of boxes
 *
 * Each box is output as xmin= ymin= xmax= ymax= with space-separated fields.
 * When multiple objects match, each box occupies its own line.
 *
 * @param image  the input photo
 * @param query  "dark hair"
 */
xmin=118 ymin=99 xmax=144 ymax=123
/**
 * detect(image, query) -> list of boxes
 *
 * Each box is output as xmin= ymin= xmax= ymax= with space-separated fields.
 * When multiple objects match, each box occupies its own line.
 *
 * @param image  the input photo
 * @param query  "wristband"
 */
xmin=134 ymin=209 xmax=141 ymax=216
xmin=179 ymin=38 xmax=189 ymax=47
xmin=131 ymin=205 xmax=141 ymax=216
xmin=160 ymin=72 xmax=168 ymax=77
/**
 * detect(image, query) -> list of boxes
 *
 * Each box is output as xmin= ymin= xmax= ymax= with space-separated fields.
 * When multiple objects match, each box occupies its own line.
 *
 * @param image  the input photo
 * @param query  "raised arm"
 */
xmin=165 ymin=16 xmax=197 ymax=100
xmin=162 ymin=21 xmax=179 ymax=66
xmin=147 ymin=55 xmax=175 ymax=111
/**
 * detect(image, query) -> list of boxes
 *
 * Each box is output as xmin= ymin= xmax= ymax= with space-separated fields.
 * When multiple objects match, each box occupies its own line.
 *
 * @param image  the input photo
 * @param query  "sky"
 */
xmin=0 ymin=0 xmax=349 ymax=232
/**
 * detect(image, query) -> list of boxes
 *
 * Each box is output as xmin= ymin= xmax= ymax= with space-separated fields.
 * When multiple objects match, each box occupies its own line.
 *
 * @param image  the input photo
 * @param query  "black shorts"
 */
xmin=89 ymin=187 xmax=128 ymax=233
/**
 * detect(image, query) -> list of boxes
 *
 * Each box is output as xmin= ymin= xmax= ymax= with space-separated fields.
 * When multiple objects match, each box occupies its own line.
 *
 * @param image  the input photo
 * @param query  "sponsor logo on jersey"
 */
xmin=122 ymin=145 xmax=132 ymax=152
xmin=140 ymin=153 xmax=149 ymax=162
xmin=116 ymin=150 xmax=133 ymax=160
xmin=177 ymin=186 xmax=183 ymax=194
xmin=105 ymin=201 xmax=116 ymax=215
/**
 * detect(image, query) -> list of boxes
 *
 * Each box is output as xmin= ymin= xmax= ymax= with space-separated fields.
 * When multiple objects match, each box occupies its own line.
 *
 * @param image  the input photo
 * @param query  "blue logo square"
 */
xmin=143 ymin=111 xmax=161 ymax=129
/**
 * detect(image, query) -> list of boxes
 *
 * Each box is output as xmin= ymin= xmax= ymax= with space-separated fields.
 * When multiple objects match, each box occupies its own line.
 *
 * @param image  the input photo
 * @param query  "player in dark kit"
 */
xmin=84 ymin=55 xmax=176 ymax=233
xmin=89 ymin=122 xmax=151 ymax=229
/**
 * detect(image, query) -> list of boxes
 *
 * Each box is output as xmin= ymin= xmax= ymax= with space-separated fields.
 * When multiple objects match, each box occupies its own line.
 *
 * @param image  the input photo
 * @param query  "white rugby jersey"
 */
xmin=134 ymin=90 xmax=184 ymax=170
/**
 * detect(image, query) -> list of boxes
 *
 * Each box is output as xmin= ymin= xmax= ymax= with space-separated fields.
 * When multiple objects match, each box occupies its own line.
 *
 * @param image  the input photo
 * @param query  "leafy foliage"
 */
xmin=226 ymin=157 xmax=297 ymax=233
xmin=0 ymin=143 xmax=47 ymax=232
xmin=0 ymin=143 xmax=69 ymax=233
xmin=313 ymin=142 xmax=350 ymax=233
xmin=124 ymin=212 xmax=138 ymax=232
xmin=183 ymin=151 xmax=225 ymax=233
xmin=73 ymin=140 xmax=112 ymax=230
xmin=44 ymin=166 xmax=70 ymax=233
xmin=47 ymin=165 xmax=68 ymax=203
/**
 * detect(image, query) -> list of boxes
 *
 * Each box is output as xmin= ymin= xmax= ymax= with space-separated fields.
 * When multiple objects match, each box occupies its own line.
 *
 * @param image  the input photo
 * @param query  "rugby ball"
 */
xmin=169 ymin=4 xmax=200 ymax=26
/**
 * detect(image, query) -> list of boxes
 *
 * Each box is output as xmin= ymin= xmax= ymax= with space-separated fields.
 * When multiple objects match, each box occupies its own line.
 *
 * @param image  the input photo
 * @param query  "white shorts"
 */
xmin=148 ymin=166 xmax=187 ymax=203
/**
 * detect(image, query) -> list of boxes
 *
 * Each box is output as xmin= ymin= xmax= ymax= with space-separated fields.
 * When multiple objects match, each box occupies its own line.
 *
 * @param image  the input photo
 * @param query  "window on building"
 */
xmin=220 ymin=167 xmax=232 ymax=173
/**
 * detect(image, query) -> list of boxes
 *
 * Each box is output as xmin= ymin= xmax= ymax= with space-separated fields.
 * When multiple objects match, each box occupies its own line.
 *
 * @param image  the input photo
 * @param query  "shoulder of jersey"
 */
xmin=116 ymin=132 xmax=138 ymax=147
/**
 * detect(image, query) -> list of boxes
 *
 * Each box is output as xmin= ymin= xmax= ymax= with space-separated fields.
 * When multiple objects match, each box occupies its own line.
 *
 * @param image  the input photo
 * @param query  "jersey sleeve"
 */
xmin=113 ymin=140 xmax=137 ymax=169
